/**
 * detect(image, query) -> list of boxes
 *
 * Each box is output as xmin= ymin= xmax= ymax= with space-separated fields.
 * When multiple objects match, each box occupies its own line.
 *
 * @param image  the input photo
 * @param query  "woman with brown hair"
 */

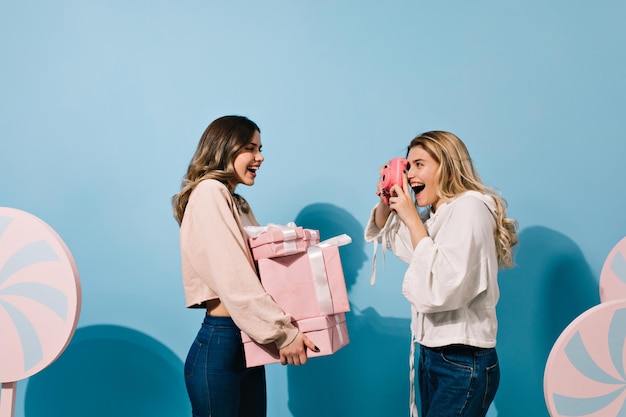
xmin=173 ymin=115 xmax=316 ymax=417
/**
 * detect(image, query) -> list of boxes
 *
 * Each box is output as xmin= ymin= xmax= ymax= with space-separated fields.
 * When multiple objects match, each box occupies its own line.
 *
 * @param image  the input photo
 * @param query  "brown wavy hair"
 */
xmin=408 ymin=131 xmax=519 ymax=268
xmin=172 ymin=115 xmax=260 ymax=225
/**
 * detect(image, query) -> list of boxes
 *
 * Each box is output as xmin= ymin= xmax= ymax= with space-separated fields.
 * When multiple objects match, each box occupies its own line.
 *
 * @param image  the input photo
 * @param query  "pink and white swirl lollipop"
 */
xmin=544 ymin=299 xmax=626 ymax=417
xmin=600 ymin=237 xmax=626 ymax=303
xmin=0 ymin=207 xmax=81 ymax=417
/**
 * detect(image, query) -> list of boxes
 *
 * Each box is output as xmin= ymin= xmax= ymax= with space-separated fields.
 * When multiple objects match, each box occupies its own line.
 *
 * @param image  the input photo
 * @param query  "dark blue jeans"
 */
xmin=419 ymin=344 xmax=500 ymax=417
xmin=184 ymin=315 xmax=266 ymax=417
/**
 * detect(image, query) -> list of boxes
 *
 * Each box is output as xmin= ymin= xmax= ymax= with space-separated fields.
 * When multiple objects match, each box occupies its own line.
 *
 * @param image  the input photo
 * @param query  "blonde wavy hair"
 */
xmin=408 ymin=131 xmax=519 ymax=268
xmin=172 ymin=115 xmax=260 ymax=225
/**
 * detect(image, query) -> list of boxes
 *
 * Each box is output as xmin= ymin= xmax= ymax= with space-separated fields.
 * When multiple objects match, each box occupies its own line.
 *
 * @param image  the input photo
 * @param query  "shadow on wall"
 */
xmin=287 ymin=203 xmax=412 ymax=417
xmin=495 ymin=226 xmax=600 ymax=417
xmin=24 ymin=325 xmax=190 ymax=417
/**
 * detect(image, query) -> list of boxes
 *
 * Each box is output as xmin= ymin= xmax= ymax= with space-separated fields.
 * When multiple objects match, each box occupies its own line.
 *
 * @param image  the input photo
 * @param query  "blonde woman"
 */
xmin=173 ymin=115 xmax=316 ymax=417
xmin=366 ymin=131 xmax=518 ymax=417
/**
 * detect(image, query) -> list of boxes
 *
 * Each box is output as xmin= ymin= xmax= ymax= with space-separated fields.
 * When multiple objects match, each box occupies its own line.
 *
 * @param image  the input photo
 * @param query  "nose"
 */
xmin=406 ymin=163 xmax=416 ymax=178
xmin=256 ymin=150 xmax=264 ymax=162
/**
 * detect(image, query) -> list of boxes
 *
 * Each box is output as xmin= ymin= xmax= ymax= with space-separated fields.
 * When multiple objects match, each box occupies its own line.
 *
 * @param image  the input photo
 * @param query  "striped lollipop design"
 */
xmin=0 ymin=207 xmax=81 ymax=383
xmin=544 ymin=299 xmax=626 ymax=417
xmin=600 ymin=237 xmax=626 ymax=302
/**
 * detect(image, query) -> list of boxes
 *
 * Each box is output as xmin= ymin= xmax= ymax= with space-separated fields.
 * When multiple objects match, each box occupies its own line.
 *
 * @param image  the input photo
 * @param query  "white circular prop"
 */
xmin=600 ymin=236 xmax=626 ymax=302
xmin=544 ymin=299 xmax=626 ymax=417
xmin=0 ymin=207 xmax=81 ymax=383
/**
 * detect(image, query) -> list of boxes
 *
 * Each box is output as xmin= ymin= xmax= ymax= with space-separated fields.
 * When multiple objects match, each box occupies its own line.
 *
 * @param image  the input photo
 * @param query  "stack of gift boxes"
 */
xmin=241 ymin=223 xmax=351 ymax=367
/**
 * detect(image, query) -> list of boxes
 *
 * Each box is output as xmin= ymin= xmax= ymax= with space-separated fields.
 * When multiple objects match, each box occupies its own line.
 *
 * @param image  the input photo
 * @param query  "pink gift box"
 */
xmin=248 ymin=225 xmax=317 ymax=260
xmin=241 ymin=313 xmax=349 ymax=367
xmin=303 ymin=229 xmax=320 ymax=245
xmin=257 ymin=245 xmax=350 ymax=321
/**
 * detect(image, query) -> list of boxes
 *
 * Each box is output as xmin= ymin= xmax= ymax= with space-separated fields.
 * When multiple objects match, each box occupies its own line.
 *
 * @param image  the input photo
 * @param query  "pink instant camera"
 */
xmin=378 ymin=157 xmax=409 ymax=205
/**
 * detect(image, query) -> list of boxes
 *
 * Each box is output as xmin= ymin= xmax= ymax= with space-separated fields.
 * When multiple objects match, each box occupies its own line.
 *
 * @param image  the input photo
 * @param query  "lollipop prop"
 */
xmin=0 ymin=384 xmax=16 ymax=417
xmin=0 ymin=208 xmax=81 ymax=417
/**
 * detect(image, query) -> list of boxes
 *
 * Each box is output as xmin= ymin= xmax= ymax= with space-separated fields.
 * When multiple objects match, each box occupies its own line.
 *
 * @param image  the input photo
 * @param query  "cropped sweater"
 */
xmin=179 ymin=179 xmax=298 ymax=349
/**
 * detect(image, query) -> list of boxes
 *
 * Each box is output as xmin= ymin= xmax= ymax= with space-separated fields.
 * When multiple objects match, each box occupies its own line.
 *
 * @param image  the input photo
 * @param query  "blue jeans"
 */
xmin=184 ymin=315 xmax=266 ymax=417
xmin=418 ymin=344 xmax=500 ymax=417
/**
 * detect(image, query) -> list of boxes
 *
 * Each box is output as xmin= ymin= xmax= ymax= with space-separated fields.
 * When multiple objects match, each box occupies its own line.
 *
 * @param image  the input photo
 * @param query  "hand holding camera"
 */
xmin=377 ymin=157 xmax=409 ymax=206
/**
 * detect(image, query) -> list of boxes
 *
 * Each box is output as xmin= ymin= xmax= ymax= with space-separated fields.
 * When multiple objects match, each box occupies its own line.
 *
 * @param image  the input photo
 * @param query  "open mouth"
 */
xmin=411 ymin=184 xmax=425 ymax=194
xmin=247 ymin=166 xmax=259 ymax=174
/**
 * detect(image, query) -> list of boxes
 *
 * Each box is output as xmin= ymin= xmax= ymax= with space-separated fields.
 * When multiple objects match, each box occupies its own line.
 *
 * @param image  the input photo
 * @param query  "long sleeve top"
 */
xmin=179 ymin=179 xmax=298 ymax=349
xmin=365 ymin=190 xmax=500 ymax=348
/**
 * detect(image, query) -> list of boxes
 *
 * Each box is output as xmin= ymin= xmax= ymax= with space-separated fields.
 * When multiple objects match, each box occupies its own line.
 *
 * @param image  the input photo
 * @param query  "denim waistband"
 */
xmin=424 ymin=344 xmax=494 ymax=356
xmin=202 ymin=314 xmax=237 ymax=328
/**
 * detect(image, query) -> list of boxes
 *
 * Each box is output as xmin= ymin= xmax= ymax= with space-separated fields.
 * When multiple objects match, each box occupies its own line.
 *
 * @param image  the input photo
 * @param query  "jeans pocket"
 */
xmin=206 ymin=330 xmax=245 ymax=373
xmin=440 ymin=350 xmax=473 ymax=371
xmin=184 ymin=339 xmax=203 ymax=379
xmin=483 ymin=357 xmax=500 ymax=408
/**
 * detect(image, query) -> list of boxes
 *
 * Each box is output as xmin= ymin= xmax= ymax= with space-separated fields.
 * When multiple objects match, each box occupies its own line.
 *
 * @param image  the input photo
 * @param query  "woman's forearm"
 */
xmin=374 ymin=201 xmax=392 ymax=229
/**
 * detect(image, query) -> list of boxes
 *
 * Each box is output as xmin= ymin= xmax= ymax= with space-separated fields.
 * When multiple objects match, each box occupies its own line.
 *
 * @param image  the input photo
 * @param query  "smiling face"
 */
xmin=230 ymin=130 xmax=263 ymax=188
xmin=406 ymin=144 xmax=442 ymax=210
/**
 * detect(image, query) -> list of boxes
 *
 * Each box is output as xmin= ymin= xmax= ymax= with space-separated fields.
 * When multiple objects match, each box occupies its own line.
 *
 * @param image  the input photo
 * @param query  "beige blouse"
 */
xmin=179 ymin=179 xmax=298 ymax=349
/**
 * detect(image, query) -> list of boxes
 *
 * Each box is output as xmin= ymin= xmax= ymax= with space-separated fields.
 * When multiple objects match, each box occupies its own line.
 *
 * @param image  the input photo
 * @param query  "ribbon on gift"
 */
xmin=245 ymin=222 xmax=305 ymax=256
xmin=307 ymin=234 xmax=352 ymax=315
xmin=307 ymin=246 xmax=334 ymax=315
xmin=316 ymin=234 xmax=351 ymax=248
xmin=335 ymin=319 xmax=345 ymax=346
xmin=245 ymin=222 xmax=299 ymax=240
xmin=304 ymin=229 xmax=320 ymax=245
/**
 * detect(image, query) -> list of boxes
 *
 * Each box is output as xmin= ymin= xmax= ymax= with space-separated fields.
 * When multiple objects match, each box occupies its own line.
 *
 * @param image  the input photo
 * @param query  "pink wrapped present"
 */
xmin=257 ymin=235 xmax=351 ymax=321
xmin=246 ymin=223 xmax=315 ymax=260
xmin=303 ymin=228 xmax=320 ymax=245
xmin=241 ymin=313 xmax=349 ymax=367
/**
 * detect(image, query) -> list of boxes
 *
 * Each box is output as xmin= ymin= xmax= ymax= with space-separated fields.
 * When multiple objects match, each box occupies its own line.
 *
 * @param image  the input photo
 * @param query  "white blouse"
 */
xmin=365 ymin=190 xmax=500 ymax=348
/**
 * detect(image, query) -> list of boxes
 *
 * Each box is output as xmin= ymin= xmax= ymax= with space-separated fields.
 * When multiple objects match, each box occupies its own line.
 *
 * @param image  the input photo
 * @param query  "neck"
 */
xmin=226 ymin=181 xmax=237 ymax=193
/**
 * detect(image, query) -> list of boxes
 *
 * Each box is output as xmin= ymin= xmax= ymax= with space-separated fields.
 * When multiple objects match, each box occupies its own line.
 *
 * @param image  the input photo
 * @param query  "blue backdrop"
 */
xmin=1 ymin=1 xmax=625 ymax=416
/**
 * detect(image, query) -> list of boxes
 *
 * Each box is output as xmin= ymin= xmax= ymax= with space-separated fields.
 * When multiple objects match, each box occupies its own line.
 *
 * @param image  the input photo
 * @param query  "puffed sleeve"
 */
xmin=180 ymin=180 xmax=298 ymax=349
xmin=401 ymin=195 xmax=496 ymax=313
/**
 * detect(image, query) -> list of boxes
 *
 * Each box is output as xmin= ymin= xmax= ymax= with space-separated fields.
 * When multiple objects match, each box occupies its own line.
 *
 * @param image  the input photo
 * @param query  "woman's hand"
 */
xmin=278 ymin=332 xmax=319 ymax=366
xmin=389 ymin=174 xmax=427 ymax=247
xmin=388 ymin=174 xmax=417 ymax=223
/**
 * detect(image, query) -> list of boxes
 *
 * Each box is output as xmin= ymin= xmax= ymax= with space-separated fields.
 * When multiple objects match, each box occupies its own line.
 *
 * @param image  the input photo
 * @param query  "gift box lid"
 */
xmin=247 ymin=224 xmax=306 ymax=249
